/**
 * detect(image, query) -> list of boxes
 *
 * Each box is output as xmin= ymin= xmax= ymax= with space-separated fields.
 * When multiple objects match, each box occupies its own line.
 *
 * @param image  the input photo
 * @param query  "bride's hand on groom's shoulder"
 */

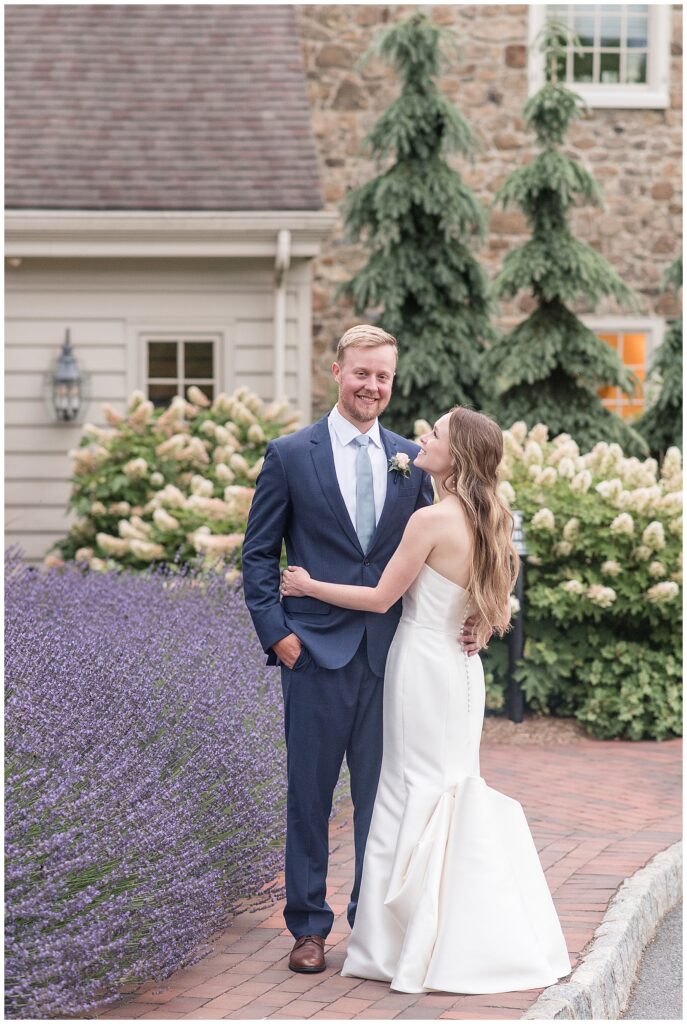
xmin=281 ymin=565 xmax=312 ymax=598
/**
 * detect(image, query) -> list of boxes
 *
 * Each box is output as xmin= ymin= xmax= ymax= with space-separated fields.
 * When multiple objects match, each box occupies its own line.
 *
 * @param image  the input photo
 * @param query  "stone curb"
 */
xmin=521 ymin=840 xmax=683 ymax=1020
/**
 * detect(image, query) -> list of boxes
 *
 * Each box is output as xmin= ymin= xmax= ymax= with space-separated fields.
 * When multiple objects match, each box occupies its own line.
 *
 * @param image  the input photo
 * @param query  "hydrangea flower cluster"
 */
xmin=493 ymin=424 xmax=681 ymax=740
xmin=5 ymin=549 xmax=287 ymax=1018
xmin=500 ymin=425 xmax=682 ymax=612
xmin=50 ymin=386 xmax=301 ymax=572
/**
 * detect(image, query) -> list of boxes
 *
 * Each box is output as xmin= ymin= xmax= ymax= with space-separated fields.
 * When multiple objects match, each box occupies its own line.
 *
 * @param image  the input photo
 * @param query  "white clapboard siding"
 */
xmin=6 ymin=453 xmax=77 ymax=480
xmin=5 ymin=371 xmax=126 ymax=402
xmin=5 ymin=256 xmax=313 ymax=562
xmin=5 ymin=506 xmax=74 ymax=533
xmin=5 ymin=399 xmax=126 ymax=428
xmin=6 ymin=344 xmax=126 ymax=375
xmin=234 ymin=317 xmax=302 ymax=402
xmin=6 ymin=479 xmax=72 ymax=506
xmin=5 ymin=426 xmax=87 ymax=454
xmin=234 ymin=345 xmax=299 ymax=374
xmin=6 ymin=317 xmax=127 ymax=345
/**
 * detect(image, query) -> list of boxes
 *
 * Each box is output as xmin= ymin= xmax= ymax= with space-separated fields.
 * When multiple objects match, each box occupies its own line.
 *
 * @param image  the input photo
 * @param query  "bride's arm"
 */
xmin=281 ymin=509 xmax=435 ymax=613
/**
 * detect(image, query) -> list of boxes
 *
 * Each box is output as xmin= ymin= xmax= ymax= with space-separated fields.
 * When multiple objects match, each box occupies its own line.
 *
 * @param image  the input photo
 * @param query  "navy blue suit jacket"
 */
xmin=242 ymin=413 xmax=434 ymax=678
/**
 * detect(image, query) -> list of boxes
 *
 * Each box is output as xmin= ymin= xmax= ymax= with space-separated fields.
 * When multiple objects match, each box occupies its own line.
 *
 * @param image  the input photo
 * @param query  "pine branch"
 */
xmin=523 ymin=83 xmax=589 ymax=145
xmin=637 ymin=255 xmax=683 ymax=455
xmin=484 ymin=303 xmax=636 ymax=392
xmin=494 ymin=149 xmax=603 ymax=220
xmin=342 ymin=159 xmax=486 ymax=249
xmin=365 ymin=90 xmax=479 ymax=162
xmin=494 ymin=233 xmax=639 ymax=308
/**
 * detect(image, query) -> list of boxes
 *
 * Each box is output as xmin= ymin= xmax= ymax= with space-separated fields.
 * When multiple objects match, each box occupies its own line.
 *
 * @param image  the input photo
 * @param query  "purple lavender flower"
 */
xmin=5 ymin=548 xmax=286 ymax=1018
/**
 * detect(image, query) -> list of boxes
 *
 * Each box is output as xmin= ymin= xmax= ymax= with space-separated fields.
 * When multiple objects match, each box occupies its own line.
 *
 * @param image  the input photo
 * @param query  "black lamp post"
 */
xmin=51 ymin=329 xmax=83 ymax=422
xmin=507 ymin=509 xmax=528 ymax=724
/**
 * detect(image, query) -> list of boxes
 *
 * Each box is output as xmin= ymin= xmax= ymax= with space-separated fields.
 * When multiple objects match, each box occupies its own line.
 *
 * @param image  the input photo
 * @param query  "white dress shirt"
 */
xmin=327 ymin=405 xmax=388 ymax=531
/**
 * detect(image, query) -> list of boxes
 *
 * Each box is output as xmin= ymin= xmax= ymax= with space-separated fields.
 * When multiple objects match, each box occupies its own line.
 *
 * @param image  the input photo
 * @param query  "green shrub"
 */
xmin=49 ymin=386 xmax=301 ymax=574
xmin=483 ymin=422 xmax=682 ymax=740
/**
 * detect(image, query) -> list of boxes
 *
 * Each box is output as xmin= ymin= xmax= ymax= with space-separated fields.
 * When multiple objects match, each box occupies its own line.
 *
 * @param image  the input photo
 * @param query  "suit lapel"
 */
xmin=310 ymin=415 xmax=364 ymax=554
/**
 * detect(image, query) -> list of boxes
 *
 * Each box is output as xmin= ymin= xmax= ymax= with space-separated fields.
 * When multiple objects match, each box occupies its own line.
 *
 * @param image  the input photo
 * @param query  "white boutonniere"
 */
xmin=388 ymin=452 xmax=412 ymax=479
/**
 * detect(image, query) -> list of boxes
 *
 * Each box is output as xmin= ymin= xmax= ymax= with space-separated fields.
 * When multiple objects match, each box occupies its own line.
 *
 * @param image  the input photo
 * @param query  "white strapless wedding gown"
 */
xmin=341 ymin=562 xmax=572 ymax=994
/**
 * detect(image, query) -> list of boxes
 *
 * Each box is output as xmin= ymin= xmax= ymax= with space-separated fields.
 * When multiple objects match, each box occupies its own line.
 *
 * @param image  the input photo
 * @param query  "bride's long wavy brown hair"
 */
xmin=441 ymin=407 xmax=519 ymax=650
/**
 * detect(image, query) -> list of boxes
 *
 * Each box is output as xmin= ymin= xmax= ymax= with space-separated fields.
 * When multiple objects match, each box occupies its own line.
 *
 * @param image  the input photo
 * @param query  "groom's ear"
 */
xmin=332 ymin=361 xmax=341 ymax=384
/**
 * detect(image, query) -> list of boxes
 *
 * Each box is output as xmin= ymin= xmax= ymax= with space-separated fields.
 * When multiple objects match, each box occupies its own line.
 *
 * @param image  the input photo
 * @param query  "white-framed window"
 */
xmin=585 ymin=315 xmax=665 ymax=419
xmin=528 ymin=5 xmax=672 ymax=109
xmin=143 ymin=334 xmax=219 ymax=408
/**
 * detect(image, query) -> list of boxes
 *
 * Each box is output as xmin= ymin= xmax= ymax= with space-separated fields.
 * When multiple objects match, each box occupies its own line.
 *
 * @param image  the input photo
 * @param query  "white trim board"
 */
xmin=5 ymin=210 xmax=338 ymax=259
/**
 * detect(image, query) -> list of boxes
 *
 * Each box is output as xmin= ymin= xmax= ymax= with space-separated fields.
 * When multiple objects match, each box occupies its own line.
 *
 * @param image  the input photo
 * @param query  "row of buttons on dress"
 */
xmin=459 ymin=604 xmax=472 ymax=714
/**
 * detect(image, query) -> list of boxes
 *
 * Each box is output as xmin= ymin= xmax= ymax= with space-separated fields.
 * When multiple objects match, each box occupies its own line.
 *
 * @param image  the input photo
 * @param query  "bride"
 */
xmin=280 ymin=405 xmax=571 ymax=995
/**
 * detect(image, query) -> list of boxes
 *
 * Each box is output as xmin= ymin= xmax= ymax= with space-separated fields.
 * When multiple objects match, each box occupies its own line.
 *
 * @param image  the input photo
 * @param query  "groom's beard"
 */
xmin=340 ymin=390 xmax=388 ymax=424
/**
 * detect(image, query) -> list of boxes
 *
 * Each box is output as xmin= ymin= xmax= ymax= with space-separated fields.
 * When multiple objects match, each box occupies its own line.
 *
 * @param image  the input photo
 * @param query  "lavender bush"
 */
xmin=5 ymin=549 xmax=287 ymax=1018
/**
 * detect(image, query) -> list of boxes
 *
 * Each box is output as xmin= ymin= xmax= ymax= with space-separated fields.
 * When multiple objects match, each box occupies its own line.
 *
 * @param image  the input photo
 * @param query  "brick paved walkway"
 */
xmin=102 ymin=737 xmax=681 ymax=1021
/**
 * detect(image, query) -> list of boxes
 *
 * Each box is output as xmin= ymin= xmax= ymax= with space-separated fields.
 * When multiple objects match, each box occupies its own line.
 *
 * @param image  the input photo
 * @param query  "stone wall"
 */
xmin=297 ymin=4 xmax=683 ymax=417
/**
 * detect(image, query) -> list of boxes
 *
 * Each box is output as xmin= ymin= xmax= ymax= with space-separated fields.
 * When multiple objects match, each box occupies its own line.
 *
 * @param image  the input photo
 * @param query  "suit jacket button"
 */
xmin=363 ymin=558 xmax=370 ymax=565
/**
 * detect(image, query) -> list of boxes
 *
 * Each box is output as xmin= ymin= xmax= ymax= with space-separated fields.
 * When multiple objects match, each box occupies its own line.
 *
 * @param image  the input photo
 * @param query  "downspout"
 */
xmin=274 ymin=229 xmax=291 ymax=400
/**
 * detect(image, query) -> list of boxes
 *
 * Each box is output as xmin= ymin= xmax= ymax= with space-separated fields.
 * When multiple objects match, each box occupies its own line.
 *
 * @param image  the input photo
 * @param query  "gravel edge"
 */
xmin=521 ymin=840 xmax=683 ymax=1020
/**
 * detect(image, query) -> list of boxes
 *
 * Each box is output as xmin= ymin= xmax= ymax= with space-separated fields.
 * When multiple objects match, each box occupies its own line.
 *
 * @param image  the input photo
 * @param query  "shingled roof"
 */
xmin=5 ymin=4 xmax=323 ymax=211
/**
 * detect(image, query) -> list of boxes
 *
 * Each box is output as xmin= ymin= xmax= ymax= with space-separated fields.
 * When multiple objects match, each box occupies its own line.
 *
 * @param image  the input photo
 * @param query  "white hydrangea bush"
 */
xmin=498 ymin=424 xmax=682 ymax=622
xmin=49 ymin=386 xmax=301 ymax=574
xmin=495 ymin=423 xmax=682 ymax=740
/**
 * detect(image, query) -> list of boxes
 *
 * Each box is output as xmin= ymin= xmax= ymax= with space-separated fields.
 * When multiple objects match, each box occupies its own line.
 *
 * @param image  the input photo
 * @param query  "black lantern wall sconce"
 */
xmin=45 ymin=329 xmax=90 ymax=423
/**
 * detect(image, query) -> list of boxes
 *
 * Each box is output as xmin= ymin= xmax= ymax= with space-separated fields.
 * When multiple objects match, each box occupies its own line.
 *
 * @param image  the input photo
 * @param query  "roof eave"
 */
xmin=5 ymin=209 xmax=338 ymax=259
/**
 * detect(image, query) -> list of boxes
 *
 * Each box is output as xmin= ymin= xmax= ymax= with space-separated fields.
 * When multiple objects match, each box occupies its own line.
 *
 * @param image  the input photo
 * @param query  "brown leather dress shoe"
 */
xmin=289 ymin=934 xmax=326 ymax=973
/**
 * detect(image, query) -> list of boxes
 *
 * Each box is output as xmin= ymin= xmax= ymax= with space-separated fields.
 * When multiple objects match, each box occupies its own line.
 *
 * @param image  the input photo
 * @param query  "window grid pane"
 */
xmin=547 ymin=4 xmax=651 ymax=86
xmin=598 ymin=330 xmax=649 ymax=420
xmin=184 ymin=341 xmax=214 ymax=378
xmin=145 ymin=337 xmax=217 ymax=410
xmin=148 ymin=340 xmax=178 ymax=379
xmin=149 ymin=383 xmax=180 ymax=409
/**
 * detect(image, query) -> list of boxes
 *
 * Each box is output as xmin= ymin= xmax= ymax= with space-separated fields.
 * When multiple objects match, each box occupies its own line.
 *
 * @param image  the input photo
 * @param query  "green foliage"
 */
xmin=485 ymin=33 xmax=645 ymax=456
xmin=523 ymin=82 xmax=589 ymax=146
xmin=519 ymin=625 xmax=682 ymax=741
xmin=49 ymin=387 xmax=301 ymax=573
xmin=339 ymin=11 xmax=495 ymax=434
xmin=637 ymin=256 xmax=683 ymax=457
xmin=495 ymin=232 xmax=637 ymax=309
xmin=487 ymin=423 xmax=682 ymax=740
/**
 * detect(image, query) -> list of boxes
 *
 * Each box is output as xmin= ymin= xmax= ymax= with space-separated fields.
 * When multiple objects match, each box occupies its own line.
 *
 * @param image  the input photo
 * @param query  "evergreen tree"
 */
xmin=637 ymin=256 xmax=683 ymax=457
xmin=483 ymin=22 xmax=646 ymax=454
xmin=339 ymin=12 xmax=495 ymax=435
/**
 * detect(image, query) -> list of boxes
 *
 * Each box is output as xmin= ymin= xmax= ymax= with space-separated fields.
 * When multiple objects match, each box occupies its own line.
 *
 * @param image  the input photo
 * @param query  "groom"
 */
xmin=242 ymin=325 xmax=477 ymax=973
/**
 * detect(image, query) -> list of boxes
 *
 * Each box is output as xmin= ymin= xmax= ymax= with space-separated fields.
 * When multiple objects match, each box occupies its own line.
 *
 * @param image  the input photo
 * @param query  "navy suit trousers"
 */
xmin=280 ymin=632 xmax=383 ymax=938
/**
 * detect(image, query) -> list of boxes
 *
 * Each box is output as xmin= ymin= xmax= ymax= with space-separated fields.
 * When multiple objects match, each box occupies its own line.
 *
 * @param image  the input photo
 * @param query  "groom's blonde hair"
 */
xmin=336 ymin=325 xmax=398 ymax=366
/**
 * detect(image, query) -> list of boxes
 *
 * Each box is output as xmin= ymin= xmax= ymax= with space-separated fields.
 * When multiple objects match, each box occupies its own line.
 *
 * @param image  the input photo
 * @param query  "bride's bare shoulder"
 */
xmin=412 ymin=497 xmax=469 ymax=533
xmin=410 ymin=500 xmax=464 ymax=530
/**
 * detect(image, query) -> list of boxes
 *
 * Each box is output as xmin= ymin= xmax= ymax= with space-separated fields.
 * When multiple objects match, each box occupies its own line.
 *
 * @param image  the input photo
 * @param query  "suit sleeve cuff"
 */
xmin=264 ymin=626 xmax=293 ymax=655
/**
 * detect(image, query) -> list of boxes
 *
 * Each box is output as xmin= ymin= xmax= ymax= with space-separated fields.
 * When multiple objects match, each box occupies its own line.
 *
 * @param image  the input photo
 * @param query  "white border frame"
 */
xmin=528 ymin=4 xmax=672 ymax=109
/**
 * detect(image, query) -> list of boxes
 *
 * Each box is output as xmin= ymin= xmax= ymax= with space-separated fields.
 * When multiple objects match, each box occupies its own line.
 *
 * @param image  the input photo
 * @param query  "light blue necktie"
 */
xmin=354 ymin=433 xmax=376 ymax=553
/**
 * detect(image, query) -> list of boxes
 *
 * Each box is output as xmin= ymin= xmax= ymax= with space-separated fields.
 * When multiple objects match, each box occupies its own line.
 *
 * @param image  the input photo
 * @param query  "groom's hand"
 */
xmin=273 ymin=633 xmax=302 ymax=669
xmin=459 ymin=614 xmax=491 ymax=657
